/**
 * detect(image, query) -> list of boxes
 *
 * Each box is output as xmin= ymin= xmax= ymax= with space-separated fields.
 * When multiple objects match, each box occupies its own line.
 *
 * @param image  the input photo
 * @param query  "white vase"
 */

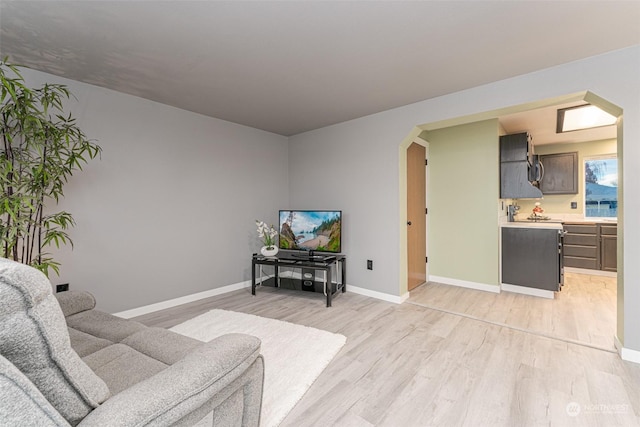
xmin=261 ymin=246 xmax=279 ymax=257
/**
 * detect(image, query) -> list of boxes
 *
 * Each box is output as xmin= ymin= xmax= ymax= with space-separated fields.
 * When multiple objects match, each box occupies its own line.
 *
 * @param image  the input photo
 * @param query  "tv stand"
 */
xmin=251 ymin=253 xmax=346 ymax=307
xmin=289 ymin=251 xmax=334 ymax=261
xmin=290 ymin=252 xmax=313 ymax=259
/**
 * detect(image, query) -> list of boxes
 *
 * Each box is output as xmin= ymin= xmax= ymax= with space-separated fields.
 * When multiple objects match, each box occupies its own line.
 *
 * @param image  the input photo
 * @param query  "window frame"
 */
xmin=584 ymin=154 xmax=618 ymax=219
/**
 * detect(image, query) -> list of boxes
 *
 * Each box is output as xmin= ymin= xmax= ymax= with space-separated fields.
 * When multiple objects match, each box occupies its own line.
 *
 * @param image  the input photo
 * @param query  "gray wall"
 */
xmin=15 ymin=46 xmax=640 ymax=354
xmin=288 ymin=46 xmax=640 ymax=353
xmin=287 ymin=115 xmax=405 ymax=295
xmin=20 ymin=68 xmax=289 ymax=313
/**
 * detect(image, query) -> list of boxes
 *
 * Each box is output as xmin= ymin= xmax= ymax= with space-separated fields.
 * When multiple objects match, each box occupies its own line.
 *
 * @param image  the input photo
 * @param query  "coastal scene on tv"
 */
xmin=279 ymin=210 xmax=341 ymax=253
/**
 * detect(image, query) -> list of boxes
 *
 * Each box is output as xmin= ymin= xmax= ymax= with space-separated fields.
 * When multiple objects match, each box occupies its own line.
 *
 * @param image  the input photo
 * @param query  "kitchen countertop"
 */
xmin=513 ymin=214 xmax=617 ymax=224
xmin=561 ymin=219 xmax=618 ymax=224
xmin=500 ymin=214 xmax=617 ymax=228
xmin=500 ymin=221 xmax=563 ymax=230
xmin=500 ymin=218 xmax=617 ymax=229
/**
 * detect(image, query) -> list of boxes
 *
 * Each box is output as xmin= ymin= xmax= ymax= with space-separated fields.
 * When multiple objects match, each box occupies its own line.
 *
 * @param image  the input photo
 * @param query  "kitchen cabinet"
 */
xmin=563 ymin=223 xmax=598 ymax=270
xmin=540 ymin=152 xmax=578 ymax=194
xmin=499 ymin=132 xmax=543 ymax=199
xmin=563 ymin=222 xmax=617 ymax=272
xmin=501 ymin=226 xmax=563 ymax=292
xmin=500 ymin=132 xmax=530 ymax=162
xmin=600 ymin=224 xmax=617 ymax=272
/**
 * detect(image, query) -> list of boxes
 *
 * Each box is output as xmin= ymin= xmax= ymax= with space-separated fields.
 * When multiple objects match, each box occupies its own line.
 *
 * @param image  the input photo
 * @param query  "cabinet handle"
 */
xmin=407 ymin=221 xmax=412 ymax=226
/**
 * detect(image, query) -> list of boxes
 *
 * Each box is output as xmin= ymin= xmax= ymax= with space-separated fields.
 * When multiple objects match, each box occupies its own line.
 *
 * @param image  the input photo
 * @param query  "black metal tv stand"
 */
xmin=251 ymin=253 xmax=346 ymax=307
xmin=289 ymin=251 xmax=335 ymax=262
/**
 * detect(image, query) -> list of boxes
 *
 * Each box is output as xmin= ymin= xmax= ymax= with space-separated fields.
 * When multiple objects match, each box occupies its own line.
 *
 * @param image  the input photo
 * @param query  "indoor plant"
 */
xmin=0 ymin=59 xmax=101 ymax=276
xmin=255 ymin=220 xmax=278 ymax=256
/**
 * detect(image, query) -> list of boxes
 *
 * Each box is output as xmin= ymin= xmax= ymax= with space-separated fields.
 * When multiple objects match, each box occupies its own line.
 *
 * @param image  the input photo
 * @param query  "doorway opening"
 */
xmin=399 ymin=91 xmax=623 ymax=351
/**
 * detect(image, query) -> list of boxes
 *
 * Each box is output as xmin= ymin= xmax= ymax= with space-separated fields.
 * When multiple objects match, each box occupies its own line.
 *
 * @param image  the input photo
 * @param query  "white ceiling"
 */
xmin=499 ymin=101 xmax=618 ymax=146
xmin=1 ymin=1 xmax=639 ymax=136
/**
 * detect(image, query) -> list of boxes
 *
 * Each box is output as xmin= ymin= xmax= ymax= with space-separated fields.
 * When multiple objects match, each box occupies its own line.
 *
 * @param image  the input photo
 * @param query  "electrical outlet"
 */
xmin=367 ymin=260 xmax=373 ymax=270
xmin=56 ymin=283 xmax=69 ymax=293
xmin=571 ymin=202 xmax=577 ymax=209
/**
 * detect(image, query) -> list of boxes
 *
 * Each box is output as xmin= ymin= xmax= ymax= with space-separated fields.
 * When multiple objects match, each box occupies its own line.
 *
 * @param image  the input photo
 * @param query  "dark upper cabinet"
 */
xmin=500 ymin=133 xmax=531 ymax=162
xmin=540 ymin=152 xmax=578 ymax=194
xmin=500 ymin=132 xmax=543 ymax=199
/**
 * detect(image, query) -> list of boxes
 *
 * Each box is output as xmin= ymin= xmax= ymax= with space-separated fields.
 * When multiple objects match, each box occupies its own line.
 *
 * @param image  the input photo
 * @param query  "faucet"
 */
xmin=507 ymin=204 xmax=520 ymax=222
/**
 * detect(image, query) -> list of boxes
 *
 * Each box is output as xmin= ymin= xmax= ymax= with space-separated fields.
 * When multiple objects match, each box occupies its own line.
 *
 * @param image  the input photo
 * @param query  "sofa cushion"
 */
xmin=0 ymin=258 xmax=110 ymax=426
xmin=67 ymin=327 xmax=113 ymax=358
xmin=122 ymin=327 xmax=203 ymax=364
xmin=79 ymin=334 xmax=263 ymax=427
xmin=82 ymin=343 xmax=169 ymax=394
xmin=66 ymin=310 xmax=147 ymax=342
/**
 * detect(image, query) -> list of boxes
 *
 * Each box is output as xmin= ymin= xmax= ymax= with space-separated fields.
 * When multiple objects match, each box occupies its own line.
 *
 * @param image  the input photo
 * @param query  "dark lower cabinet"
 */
xmin=502 ymin=227 xmax=562 ymax=292
xmin=563 ymin=223 xmax=598 ymax=269
xmin=600 ymin=225 xmax=618 ymax=272
xmin=563 ymin=222 xmax=617 ymax=272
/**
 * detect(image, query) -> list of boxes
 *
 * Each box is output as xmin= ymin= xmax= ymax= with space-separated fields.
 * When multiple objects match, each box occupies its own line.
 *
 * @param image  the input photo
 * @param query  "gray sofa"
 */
xmin=0 ymin=258 xmax=264 ymax=426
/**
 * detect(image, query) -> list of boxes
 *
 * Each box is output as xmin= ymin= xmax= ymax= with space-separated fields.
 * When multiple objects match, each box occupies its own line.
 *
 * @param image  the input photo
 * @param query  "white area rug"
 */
xmin=170 ymin=309 xmax=346 ymax=427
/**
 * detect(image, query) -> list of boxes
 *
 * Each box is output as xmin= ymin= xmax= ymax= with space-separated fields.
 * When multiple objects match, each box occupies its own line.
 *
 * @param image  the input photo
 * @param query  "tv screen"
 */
xmin=279 ymin=210 xmax=342 ymax=253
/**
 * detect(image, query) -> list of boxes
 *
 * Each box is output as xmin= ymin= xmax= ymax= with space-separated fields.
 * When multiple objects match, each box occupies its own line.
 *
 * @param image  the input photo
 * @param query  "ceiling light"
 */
xmin=557 ymin=104 xmax=617 ymax=133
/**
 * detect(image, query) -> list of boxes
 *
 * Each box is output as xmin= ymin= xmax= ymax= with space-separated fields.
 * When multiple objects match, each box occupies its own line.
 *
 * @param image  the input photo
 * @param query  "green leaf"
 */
xmin=0 ymin=59 xmax=99 ymax=273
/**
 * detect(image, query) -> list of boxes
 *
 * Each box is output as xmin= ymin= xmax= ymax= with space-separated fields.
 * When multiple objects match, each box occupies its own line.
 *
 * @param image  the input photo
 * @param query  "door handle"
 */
xmin=407 ymin=221 xmax=412 ymax=226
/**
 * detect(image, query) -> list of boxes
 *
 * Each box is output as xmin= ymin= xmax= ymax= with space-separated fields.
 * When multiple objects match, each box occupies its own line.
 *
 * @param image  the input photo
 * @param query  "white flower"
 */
xmin=255 ymin=220 xmax=278 ymax=249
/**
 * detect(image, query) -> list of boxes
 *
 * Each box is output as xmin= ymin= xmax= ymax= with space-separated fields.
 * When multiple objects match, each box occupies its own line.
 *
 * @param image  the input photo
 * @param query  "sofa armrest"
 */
xmin=0 ymin=354 xmax=72 ymax=427
xmin=55 ymin=291 xmax=96 ymax=317
xmin=78 ymin=333 xmax=263 ymax=427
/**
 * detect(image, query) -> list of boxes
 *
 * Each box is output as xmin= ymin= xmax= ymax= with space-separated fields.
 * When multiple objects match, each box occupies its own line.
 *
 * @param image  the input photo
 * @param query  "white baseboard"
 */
xmin=113 ymin=280 xmax=253 ymax=319
xmin=501 ymin=283 xmax=555 ymax=299
xmin=615 ymin=336 xmax=640 ymax=364
xmin=113 ymin=276 xmax=408 ymax=318
xmin=429 ymin=275 xmax=500 ymax=294
xmin=269 ymin=269 xmax=408 ymax=304
xmin=347 ymin=285 xmax=409 ymax=304
xmin=565 ymin=267 xmax=617 ymax=278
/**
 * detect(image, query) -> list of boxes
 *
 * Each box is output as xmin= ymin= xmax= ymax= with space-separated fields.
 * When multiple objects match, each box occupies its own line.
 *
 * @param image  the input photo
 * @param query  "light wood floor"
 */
xmin=133 ymin=278 xmax=639 ymax=427
xmin=409 ymin=272 xmax=617 ymax=351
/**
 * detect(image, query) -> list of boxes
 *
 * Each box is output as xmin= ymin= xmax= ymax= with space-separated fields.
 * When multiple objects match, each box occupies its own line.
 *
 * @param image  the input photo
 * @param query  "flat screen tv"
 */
xmin=279 ymin=210 xmax=342 ymax=254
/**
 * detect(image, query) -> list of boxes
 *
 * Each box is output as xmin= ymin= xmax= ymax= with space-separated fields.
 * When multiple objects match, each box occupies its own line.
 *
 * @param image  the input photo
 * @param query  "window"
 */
xmin=584 ymin=156 xmax=617 ymax=218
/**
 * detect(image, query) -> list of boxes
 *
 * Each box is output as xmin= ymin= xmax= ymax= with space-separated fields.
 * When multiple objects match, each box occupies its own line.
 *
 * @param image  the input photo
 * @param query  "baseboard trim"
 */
xmin=429 ymin=275 xmax=500 ymax=294
xmin=501 ymin=283 xmax=555 ymax=299
xmin=347 ymin=285 xmax=409 ymax=304
xmin=113 ymin=276 xmax=408 ymax=318
xmin=565 ymin=267 xmax=617 ymax=278
xmin=615 ymin=336 xmax=640 ymax=364
xmin=113 ymin=280 xmax=253 ymax=319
